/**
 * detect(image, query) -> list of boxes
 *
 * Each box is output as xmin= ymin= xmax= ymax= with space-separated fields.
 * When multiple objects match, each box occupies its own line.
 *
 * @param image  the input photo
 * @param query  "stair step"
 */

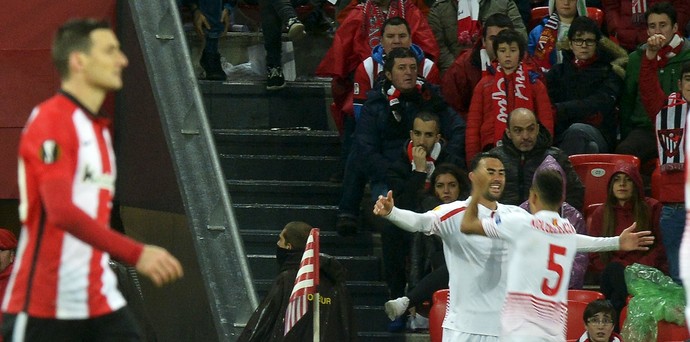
xmin=221 ymin=155 xmax=339 ymax=182
xmin=248 ymin=254 xmax=381 ymax=282
xmin=233 ymin=203 xmax=337 ymax=230
xmin=254 ymin=280 xmax=389 ymax=306
xmin=213 ymin=129 xmax=340 ymax=156
xmin=227 ymin=180 xmax=340 ymax=205
xmin=199 ymin=81 xmax=332 ymax=130
xmin=240 ymin=229 xmax=374 ymax=256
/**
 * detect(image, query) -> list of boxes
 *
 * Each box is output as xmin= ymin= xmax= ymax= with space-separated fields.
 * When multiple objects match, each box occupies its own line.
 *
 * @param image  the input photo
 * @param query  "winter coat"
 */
xmin=620 ymin=38 xmax=690 ymax=138
xmin=238 ymin=254 xmax=356 ymax=342
xmin=466 ymin=65 xmax=555 ymax=165
xmin=489 ymin=127 xmax=585 ymax=209
xmin=601 ymin=0 xmax=690 ymax=52
xmin=355 ymin=83 xmax=466 ymax=182
xmin=587 ymin=163 xmax=668 ymax=275
xmin=427 ymin=0 xmax=527 ymax=72
xmin=440 ymin=41 xmax=485 ymax=121
xmin=546 ymin=37 xmax=628 ymax=147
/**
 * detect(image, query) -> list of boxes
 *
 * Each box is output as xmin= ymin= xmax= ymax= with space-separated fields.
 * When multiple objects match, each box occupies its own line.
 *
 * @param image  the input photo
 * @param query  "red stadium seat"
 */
xmin=429 ymin=289 xmax=449 ymax=342
xmin=568 ymin=154 xmax=640 ymax=212
xmin=529 ymin=7 xmax=604 ymax=31
xmin=568 ymin=289 xmax=605 ymax=303
xmin=567 ymin=300 xmax=589 ymax=340
xmin=620 ymin=305 xmax=690 ymax=341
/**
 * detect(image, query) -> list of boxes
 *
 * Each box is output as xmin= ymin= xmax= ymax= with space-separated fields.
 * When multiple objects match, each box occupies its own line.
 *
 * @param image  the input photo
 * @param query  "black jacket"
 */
xmin=490 ymin=126 xmax=585 ymax=210
xmin=237 ymin=254 xmax=356 ymax=342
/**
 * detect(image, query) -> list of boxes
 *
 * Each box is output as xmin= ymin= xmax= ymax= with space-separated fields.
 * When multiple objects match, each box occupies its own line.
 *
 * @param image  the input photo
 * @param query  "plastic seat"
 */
xmin=429 ymin=289 xmax=449 ymax=342
xmin=529 ymin=7 xmax=604 ymax=30
xmin=567 ymin=300 xmax=589 ymax=340
xmin=568 ymin=154 xmax=640 ymax=212
xmin=568 ymin=289 xmax=605 ymax=303
xmin=620 ymin=305 xmax=690 ymax=341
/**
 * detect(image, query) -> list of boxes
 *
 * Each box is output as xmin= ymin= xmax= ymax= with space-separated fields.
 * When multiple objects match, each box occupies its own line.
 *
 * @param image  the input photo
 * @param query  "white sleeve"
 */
xmin=575 ymin=234 xmax=620 ymax=252
xmin=386 ymin=206 xmax=435 ymax=233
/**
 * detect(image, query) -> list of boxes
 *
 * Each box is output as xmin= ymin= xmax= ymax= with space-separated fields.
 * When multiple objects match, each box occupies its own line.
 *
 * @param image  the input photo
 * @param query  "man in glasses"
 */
xmin=545 ymin=16 xmax=627 ymax=156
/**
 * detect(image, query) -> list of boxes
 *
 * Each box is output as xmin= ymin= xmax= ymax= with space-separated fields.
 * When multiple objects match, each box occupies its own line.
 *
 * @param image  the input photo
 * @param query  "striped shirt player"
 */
xmin=352 ymin=44 xmax=440 ymax=120
xmin=385 ymin=199 xmax=523 ymax=341
xmin=5 ymin=92 xmax=143 ymax=323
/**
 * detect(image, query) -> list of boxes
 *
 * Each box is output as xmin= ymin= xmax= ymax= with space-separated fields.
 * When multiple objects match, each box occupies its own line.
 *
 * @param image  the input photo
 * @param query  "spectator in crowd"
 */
xmin=529 ymin=0 xmax=587 ymax=72
xmin=578 ymin=299 xmax=623 ymax=342
xmin=617 ymin=2 xmax=690 ymax=175
xmin=519 ymin=156 xmax=588 ymax=289
xmin=238 ymin=222 xmax=356 ymax=341
xmin=587 ymin=162 xmax=668 ymax=321
xmin=545 ymin=16 xmax=627 ymax=155
xmin=260 ymin=0 xmax=308 ymax=89
xmin=383 ymin=163 xmax=469 ymax=328
xmin=335 ymin=48 xmax=465 ymax=236
xmin=441 ymin=13 xmax=515 ymax=121
xmin=638 ymin=38 xmax=690 ymax=284
xmin=490 ymin=108 xmax=584 ymax=209
xmin=186 ymin=0 xmax=232 ymax=80
xmin=602 ymin=0 xmax=690 ymax=52
xmin=465 ymin=29 xmax=554 ymax=164
xmin=427 ymin=0 xmax=526 ymax=72
xmin=316 ymin=0 xmax=438 ymax=138
xmin=0 ymin=229 xmax=16 ymax=303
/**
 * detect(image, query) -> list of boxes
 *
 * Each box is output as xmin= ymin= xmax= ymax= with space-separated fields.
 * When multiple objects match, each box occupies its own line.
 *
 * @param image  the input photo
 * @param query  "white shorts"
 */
xmin=442 ymin=329 xmax=500 ymax=342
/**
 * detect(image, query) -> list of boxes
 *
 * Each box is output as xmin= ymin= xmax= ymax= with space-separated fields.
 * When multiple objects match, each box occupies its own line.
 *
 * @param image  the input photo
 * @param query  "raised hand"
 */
xmin=373 ymin=190 xmax=395 ymax=217
xmin=619 ymin=223 xmax=655 ymax=251
xmin=645 ymin=34 xmax=666 ymax=59
xmin=412 ymin=146 xmax=428 ymax=172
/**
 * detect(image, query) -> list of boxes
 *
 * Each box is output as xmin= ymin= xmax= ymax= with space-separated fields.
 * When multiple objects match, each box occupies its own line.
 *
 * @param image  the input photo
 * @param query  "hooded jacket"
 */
xmin=490 ymin=126 xmax=585 ymax=209
xmin=587 ymin=162 xmax=668 ymax=275
xmin=519 ymin=156 xmax=588 ymax=289
xmin=546 ymin=37 xmax=628 ymax=147
xmin=238 ymin=253 xmax=356 ymax=342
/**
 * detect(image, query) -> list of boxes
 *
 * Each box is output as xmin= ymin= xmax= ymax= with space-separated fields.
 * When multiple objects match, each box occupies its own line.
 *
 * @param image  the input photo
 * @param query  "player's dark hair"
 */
xmin=470 ymin=152 xmax=504 ymax=173
xmin=52 ymin=18 xmax=111 ymax=79
xmin=532 ymin=169 xmax=563 ymax=206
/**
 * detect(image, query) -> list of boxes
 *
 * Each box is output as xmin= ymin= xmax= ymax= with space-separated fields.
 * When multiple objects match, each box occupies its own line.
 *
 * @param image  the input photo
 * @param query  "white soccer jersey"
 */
xmin=482 ymin=209 xmax=577 ymax=341
xmin=387 ymin=198 xmax=524 ymax=337
xmin=683 ymin=129 xmax=690 ymax=330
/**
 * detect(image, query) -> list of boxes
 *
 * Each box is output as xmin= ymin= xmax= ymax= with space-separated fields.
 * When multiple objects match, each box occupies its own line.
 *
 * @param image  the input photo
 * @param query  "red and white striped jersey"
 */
xmin=4 ymin=92 xmax=142 ymax=319
xmin=482 ymin=209 xmax=577 ymax=341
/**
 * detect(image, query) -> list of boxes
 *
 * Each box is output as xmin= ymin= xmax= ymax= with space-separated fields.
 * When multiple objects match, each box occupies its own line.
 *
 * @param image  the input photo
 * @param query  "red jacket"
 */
xmin=465 ymin=65 xmax=554 ymax=165
xmin=639 ymin=55 xmax=685 ymax=203
xmin=441 ymin=46 xmax=483 ymax=122
xmin=587 ymin=163 xmax=668 ymax=275
xmin=602 ymin=0 xmax=690 ymax=51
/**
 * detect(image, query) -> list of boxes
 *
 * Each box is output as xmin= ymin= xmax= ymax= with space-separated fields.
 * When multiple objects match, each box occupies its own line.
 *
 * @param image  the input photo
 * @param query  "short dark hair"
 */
xmin=415 ymin=111 xmax=441 ymax=129
xmin=382 ymin=17 xmax=411 ymax=36
xmin=645 ymin=2 xmax=677 ymax=25
xmin=532 ymin=169 xmax=563 ymax=206
xmin=52 ymin=18 xmax=111 ymax=79
xmin=470 ymin=152 xmax=504 ymax=173
xmin=384 ymin=47 xmax=418 ymax=73
xmin=568 ymin=16 xmax=602 ymax=41
xmin=429 ymin=163 xmax=470 ymax=199
xmin=482 ymin=13 xmax=514 ymax=38
xmin=682 ymin=61 xmax=690 ymax=77
xmin=492 ymin=29 xmax=526 ymax=62
xmin=583 ymin=299 xmax=617 ymax=324
xmin=282 ymin=221 xmax=313 ymax=249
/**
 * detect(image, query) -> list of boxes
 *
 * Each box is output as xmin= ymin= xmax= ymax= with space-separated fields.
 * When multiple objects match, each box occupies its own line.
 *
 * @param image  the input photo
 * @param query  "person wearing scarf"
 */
xmin=442 ymin=13 xmax=515 ymax=122
xmin=466 ymin=29 xmax=554 ymax=166
xmin=616 ymin=3 xmax=690 ymax=233
xmin=528 ymin=0 xmax=586 ymax=72
xmin=545 ymin=16 xmax=627 ymax=156
xmin=577 ymin=299 xmax=623 ymax=342
xmin=637 ymin=17 xmax=690 ymax=284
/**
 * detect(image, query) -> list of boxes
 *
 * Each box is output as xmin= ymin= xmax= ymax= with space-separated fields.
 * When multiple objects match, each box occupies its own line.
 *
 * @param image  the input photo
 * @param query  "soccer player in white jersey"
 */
xmin=462 ymin=159 xmax=655 ymax=341
xmin=683 ymin=116 xmax=690 ymax=334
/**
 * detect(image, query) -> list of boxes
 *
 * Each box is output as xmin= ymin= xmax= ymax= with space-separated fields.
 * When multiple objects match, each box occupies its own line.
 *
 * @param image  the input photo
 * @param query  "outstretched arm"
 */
xmin=576 ymin=223 xmax=654 ymax=252
xmin=373 ymin=190 xmax=432 ymax=233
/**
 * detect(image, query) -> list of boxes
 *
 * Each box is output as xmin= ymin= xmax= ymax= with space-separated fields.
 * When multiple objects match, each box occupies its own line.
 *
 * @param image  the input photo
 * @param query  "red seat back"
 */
xmin=568 ymin=154 xmax=640 ymax=211
xmin=567 ymin=300 xmax=589 ymax=340
xmin=568 ymin=289 xmax=605 ymax=303
xmin=429 ymin=289 xmax=449 ymax=342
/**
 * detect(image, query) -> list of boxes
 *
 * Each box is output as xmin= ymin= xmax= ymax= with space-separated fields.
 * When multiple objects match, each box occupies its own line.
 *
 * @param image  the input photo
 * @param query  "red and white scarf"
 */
xmin=631 ymin=0 xmax=647 ymax=24
xmin=655 ymin=34 xmax=684 ymax=68
xmin=577 ymin=331 xmax=623 ymax=342
xmin=655 ymin=92 xmax=689 ymax=173
xmin=490 ymin=64 xmax=533 ymax=144
xmin=407 ymin=140 xmax=441 ymax=187
xmin=533 ymin=12 xmax=560 ymax=72
xmin=457 ymin=0 xmax=480 ymax=46
xmin=386 ymin=81 xmax=423 ymax=122
xmin=363 ymin=0 xmax=405 ymax=49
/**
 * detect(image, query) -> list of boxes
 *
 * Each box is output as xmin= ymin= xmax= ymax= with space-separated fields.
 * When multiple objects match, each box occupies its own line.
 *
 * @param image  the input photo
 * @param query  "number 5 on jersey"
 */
xmin=542 ymin=244 xmax=566 ymax=296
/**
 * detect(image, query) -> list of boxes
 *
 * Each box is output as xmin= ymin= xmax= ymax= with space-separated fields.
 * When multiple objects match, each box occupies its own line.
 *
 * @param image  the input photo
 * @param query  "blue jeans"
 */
xmin=557 ymin=123 xmax=610 ymax=156
xmin=661 ymin=203 xmax=685 ymax=283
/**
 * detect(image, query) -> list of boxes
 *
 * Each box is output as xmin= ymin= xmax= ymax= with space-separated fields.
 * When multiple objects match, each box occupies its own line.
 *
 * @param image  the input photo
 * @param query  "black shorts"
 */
xmin=2 ymin=307 xmax=142 ymax=342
